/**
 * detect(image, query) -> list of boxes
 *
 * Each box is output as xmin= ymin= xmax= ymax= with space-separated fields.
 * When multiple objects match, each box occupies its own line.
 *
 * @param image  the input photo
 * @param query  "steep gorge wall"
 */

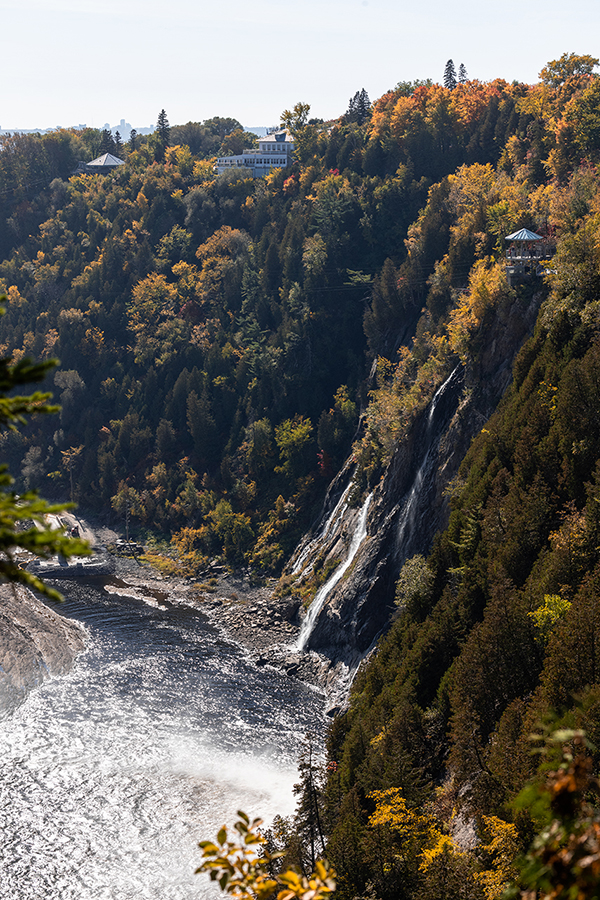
xmin=283 ymin=288 xmax=544 ymax=676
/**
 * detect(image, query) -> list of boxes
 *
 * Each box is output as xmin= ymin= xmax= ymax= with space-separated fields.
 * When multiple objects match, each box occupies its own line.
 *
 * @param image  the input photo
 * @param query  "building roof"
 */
xmin=505 ymin=228 xmax=543 ymax=242
xmin=258 ymin=130 xmax=293 ymax=144
xmin=86 ymin=153 xmax=125 ymax=168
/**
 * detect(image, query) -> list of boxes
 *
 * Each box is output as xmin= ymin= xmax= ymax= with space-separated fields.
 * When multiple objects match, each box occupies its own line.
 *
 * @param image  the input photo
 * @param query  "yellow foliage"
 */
xmin=370 ymin=730 xmax=385 ymax=749
xmin=369 ymin=788 xmax=462 ymax=875
xmin=197 ymin=811 xmax=336 ymax=900
xmin=389 ymin=96 xmax=423 ymax=143
xmin=81 ymin=326 xmax=104 ymax=355
xmin=529 ymin=594 xmax=572 ymax=635
xmin=418 ymin=832 xmax=456 ymax=871
xmin=193 ymin=159 xmax=216 ymax=183
xmin=6 ymin=285 xmax=27 ymax=306
xmin=448 ymin=163 xmax=497 ymax=244
xmin=516 ymin=83 xmax=556 ymax=122
xmin=447 ymin=260 xmax=509 ymax=361
xmin=475 ymin=816 xmax=519 ymax=900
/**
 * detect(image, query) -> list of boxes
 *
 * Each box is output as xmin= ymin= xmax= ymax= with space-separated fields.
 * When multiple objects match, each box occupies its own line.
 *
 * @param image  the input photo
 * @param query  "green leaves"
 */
xmin=0 ymin=304 xmax=91 ymax=600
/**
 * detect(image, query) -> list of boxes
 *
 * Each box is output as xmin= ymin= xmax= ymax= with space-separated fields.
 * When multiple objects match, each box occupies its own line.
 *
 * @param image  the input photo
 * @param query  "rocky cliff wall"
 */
xmin=282 ymin=289 xmax=544 ymax=683
xmin=0 ymin=584 xmax=86 ymax=718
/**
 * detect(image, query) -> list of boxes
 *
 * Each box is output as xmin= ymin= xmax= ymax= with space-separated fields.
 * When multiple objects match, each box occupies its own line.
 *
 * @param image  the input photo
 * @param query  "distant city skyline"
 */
xmin=0 ymin=119 xmax=273 ymax=137
xmin=0 ymin=119 xmax=156 ymax=137
xmin=1 ymin=0 xmax=599 ymax=132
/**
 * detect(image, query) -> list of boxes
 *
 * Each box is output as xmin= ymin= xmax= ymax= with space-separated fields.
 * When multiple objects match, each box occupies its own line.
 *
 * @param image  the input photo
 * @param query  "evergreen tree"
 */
xmin=293 ymin=735 xmax=326 ymax=874
xmin=444 ymin=59 xmax=457 ymax=90
xmin=155 ymin=109 xmax=171 ymax=160
xmin=0 ymin=304 xmax=89 ymax=600
xmin=458 ymin=62 xmax=468 ymax=83
xmin=114 ymin=130 xmax=123 ymax=157
xmin=345 ymin=89 xmax=372 ymax=125
xmin=100 ymin=128 xmax=115 ymax=154
xmin=129 ymin=128 xmax=138 ymax=152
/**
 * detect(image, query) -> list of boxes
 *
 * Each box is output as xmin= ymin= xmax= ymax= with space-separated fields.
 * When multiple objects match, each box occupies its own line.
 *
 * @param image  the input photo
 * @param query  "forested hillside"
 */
xmin=3 ymin=53 xmax=600 ymax=898
xmin=0 ymin=69 xmax=562 ymax=572
xmin=319 ymin=57 xmax=600 ymax=900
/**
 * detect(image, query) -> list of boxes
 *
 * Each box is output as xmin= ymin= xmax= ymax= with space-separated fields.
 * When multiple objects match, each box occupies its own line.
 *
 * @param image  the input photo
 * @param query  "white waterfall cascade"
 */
xmin=427 ymin=365 xmax=460 ymax=426
xmin=395 ymin=462 xmax=426 ymax=552
xmin=296 ymin=492 xmax=372 ymax=652
xmin=396 ymin=365 xmax=461 ymax=552
xmin=291 ymin=483 xmax=352 ymax=576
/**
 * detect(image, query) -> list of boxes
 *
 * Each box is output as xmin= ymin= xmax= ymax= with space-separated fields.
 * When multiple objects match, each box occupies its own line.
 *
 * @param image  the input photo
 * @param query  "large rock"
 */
xmin=0 ymin=583 xmax=86 ymax=717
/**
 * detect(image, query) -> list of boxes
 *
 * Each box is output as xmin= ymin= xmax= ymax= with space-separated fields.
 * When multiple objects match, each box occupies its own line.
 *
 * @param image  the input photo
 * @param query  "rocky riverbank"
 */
xmin=0 ymin=511 xmax=337 ymax=716
xmin=103 ymin=558 xmax=331 ymax=696
xmin=0 ymin=583 xmax=86 ymax=718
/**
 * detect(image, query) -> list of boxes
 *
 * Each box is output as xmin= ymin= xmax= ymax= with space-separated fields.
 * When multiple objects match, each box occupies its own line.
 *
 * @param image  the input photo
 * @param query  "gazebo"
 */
xmin=505 ymin=228 xmax=553 ymax=282
xmin=73 ymin=153 xmax=125 ymax=176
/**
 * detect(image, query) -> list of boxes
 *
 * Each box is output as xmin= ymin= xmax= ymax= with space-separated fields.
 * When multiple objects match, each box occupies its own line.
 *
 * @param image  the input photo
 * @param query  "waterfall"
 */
xmin=296 ymin=493 xmax=372 ymax=651
xmin=396 ymin=365 xmax=461 ymax=554
xmin=427 ymin=365 xmax=460 ymax=425
xmin=395 ymin=462 xmax=426 ymax=552
xmin=291 ymin=484 xmax=352 ymax=576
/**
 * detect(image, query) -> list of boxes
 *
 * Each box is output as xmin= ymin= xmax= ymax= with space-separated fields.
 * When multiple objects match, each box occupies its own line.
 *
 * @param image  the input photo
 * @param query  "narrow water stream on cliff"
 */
xmin=0 ymin=580 xmax=324 ymax=900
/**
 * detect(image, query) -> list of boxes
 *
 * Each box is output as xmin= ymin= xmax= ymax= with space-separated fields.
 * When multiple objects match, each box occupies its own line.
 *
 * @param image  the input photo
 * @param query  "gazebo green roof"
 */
xmin=505 ymin=228 xmax=543 ymax=242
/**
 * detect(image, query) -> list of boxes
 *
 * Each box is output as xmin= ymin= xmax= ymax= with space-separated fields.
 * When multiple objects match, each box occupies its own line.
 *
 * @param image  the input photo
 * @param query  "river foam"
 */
xmin=0 ymin=580 xmax=324 ymax=899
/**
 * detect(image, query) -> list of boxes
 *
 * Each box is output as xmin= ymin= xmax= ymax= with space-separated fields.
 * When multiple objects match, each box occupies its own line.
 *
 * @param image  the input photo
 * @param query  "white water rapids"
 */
xmin=0 ymin=580 xmax=325 ymax=900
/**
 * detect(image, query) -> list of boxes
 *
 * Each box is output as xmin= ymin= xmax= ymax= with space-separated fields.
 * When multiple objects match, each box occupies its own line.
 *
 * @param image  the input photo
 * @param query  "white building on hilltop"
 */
xmin=215 ymin=130 xmax=295 ymax=177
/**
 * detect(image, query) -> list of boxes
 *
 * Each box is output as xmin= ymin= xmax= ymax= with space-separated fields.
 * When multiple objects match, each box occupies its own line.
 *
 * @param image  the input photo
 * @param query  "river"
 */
xmin=0 ymin=577 xmax=325 ymax=900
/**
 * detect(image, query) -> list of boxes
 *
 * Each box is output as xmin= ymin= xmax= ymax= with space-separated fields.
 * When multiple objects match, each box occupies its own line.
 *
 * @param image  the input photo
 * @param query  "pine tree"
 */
xmin=458 ymin=62 xmax=468 ymax=84
xmin=292 ymin=735 xmax=326 ymax=874
xmin=345 ymin=89 xmax=372 ymax=125
xmin=129 ymin=128 xmax=137 ymax=152
xmin=155 ymin=109 xmax=171 ymax=160
xmin=444 ymin=59 xmax=457 ymax=90
xmin=114 ymin=130 xmax=123 ymax=157
xmin=100 ymin=128 xmax=115 ymax=154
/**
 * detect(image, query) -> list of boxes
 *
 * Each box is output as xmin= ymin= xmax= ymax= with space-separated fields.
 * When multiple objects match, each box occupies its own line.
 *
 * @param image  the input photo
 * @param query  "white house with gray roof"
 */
xmin=215 ymin=131 xmax=295 ymax=177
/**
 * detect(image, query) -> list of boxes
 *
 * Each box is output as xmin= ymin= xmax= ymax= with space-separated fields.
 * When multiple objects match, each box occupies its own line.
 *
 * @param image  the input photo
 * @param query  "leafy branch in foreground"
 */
xmin=196 ymin=811 xmax=336 ymax=900
xmin=0 ymin=303 xmax=90 ymax=601
xmin=508 ymin=729 xmax=600 ymax=900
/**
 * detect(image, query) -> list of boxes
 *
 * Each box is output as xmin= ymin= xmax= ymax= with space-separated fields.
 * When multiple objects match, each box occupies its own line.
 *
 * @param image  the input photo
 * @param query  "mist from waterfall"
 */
xmin=0 ymin=581 xmax=325 ymax=900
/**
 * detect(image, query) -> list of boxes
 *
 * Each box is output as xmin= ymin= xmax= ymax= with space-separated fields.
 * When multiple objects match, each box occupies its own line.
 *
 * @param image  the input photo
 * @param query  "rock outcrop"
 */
xmin=0 ymin=584 xmax=86 ymax=717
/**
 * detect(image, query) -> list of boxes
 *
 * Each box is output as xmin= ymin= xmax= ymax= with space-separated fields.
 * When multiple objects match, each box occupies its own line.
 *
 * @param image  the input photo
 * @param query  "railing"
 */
xmin=506 ymin=246 xmax=553 ymax=261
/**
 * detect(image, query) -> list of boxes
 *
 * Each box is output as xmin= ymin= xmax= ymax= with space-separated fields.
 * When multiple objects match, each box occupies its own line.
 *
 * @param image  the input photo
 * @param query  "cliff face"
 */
xmin=284 ymin=289 xmax=543 ymax=675
xmin=0 ymin=584 xmax=86 ymax=718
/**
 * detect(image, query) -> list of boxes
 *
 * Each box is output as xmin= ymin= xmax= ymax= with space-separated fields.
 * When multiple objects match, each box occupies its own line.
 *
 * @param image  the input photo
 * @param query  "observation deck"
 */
xmin=505 ymin=227 xmax=554 ymax=283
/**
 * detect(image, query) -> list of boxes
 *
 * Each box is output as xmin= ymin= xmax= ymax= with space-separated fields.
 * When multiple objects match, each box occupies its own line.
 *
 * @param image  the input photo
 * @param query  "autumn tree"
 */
xmin=281 ymin=102 xmax=311 ymax=136
xmin=0 ymin=304 xmax=89 ymax=600
xmin=539 ymin=52 xmax=599 ymax=87
xmin=196 ymin=811 xmax=336 ymax=900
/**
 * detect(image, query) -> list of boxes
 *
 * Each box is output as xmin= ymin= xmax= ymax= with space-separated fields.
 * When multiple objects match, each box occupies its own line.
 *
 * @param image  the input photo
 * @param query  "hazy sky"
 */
xmin=2 ymin=0 xmax=599 ymax=131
